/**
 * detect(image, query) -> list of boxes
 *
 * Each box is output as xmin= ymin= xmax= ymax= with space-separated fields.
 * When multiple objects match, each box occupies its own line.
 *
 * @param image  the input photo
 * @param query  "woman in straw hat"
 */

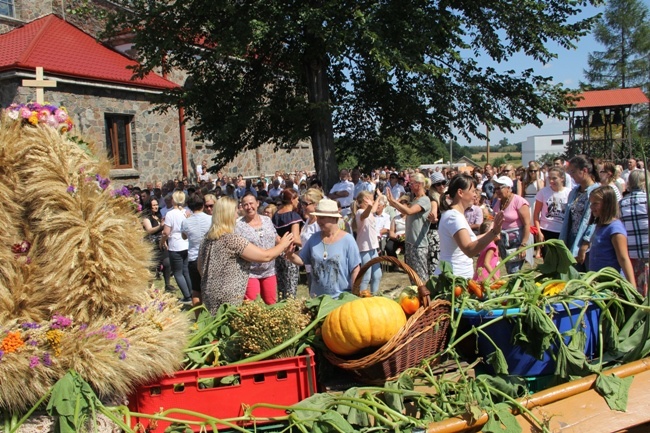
xmin=198 ymin=197 xmax=294 ymax=314
xmin=285 ymin=198 xmax=361 ymax=298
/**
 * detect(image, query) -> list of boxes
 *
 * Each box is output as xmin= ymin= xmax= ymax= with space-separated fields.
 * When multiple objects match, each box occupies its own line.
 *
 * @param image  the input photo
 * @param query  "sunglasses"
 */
xmin=301 ymin=200 xmax=314 ymax=206
xmin=530 ymin=170 xmax=538 ymax=173
xmin=205 ymin=204 xmax=214 ymax=209
xmin=433 ymin=182 xmax=446 ymax=187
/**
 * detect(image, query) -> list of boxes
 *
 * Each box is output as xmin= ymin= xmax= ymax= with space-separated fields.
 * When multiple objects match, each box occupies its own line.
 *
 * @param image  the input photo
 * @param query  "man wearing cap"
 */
xmin=285 ymin=198 xmax=361 ymax=298
xmin=328 ymin=169 xmax=354 ymax=216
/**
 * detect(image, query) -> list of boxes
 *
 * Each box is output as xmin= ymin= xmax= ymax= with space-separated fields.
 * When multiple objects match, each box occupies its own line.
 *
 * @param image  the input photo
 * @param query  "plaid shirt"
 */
xmin=619 ymin=190 xmax=648 ymax=259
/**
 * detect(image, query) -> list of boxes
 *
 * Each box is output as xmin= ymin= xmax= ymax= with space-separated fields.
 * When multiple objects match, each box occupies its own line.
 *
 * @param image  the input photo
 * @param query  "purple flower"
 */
xmin=27 ymin=339 xmax=38 ymax=346
xmin=21 ymin=322 xmax=40 ymax=329
xmin=51 ymin=314 xmax=72 ymax=329
xmin=29 ymin=356 xmax=40 ymax=368
xmin=66 ymin=185 xmax=77 ymax=194
xmin=43 ymin=353 xmax=52 ymax=366
xmin=79 ymin=323 xmax=88 ymax=331
xmin=101 ymin=324 xmax=117 ymax=332
xmin=112 ymin=186 xmax=130 ymax=197
xmin=0 ymin=350 xmax=4 ymax=361
xmin=114 ymin=338 xmax=130 ymax=360
xmin=95 ymin=174 xmax=111 ymax=190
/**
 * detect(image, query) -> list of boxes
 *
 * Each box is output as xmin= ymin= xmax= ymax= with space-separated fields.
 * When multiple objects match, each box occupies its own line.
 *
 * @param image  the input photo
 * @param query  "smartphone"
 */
xmin=374 ymin=189 xmax=379 ymax=200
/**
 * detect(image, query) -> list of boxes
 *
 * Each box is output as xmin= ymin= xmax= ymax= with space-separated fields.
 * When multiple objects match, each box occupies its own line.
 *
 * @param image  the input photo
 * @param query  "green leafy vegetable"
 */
xmin=594 ymin=374 xmax=633 ymax=412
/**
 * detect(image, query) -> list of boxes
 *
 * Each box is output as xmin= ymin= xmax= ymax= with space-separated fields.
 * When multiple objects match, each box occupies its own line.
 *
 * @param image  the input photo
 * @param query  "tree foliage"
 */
xmin=584 ymin=0 xmax=650 ymax=90
xmin=105 ymin=0 xmax=600 ymax=188
xmin=583 ymin=0 xmax=650 ymax=137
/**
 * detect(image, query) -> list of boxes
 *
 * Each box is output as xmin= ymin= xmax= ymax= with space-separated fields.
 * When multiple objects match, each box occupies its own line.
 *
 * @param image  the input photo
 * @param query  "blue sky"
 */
xmin=457 ymin=0 xmax=650 ymax=147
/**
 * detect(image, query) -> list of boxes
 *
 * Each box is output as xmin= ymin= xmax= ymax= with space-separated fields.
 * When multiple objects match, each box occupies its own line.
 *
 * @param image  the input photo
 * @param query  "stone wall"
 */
xmin=1 ymin=77 xmax=315 ymax=186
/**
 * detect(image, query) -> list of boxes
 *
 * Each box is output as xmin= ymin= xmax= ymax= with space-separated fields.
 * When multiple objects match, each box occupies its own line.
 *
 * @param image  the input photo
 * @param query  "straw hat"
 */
xmin=310 ymin=198 xmax=342 ymax=218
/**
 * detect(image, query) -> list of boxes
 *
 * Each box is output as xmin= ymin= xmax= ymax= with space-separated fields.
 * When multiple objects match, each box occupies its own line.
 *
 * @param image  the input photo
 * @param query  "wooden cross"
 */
xmin=22 ymin=67 xmax=57 ymax=104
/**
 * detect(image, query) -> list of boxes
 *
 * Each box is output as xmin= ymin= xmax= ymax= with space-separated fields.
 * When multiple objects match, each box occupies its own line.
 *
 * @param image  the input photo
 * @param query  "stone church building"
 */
xmin=0 ymin=2 xmax=314 ymax=185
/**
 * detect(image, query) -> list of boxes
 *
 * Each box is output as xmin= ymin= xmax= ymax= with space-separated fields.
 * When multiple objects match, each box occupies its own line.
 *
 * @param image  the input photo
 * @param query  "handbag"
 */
xmin=499 ymin=228 xmax=522 ymax=259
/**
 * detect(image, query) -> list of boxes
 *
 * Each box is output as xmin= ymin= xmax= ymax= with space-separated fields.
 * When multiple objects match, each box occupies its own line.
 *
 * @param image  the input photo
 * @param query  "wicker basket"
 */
xmin=323 ymin=256 xmax=451 ymax=384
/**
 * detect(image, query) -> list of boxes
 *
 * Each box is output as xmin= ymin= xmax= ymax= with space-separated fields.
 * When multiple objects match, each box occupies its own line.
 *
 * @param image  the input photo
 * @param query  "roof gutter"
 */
xmin=0 ymin=70 xmax=172 ymax=94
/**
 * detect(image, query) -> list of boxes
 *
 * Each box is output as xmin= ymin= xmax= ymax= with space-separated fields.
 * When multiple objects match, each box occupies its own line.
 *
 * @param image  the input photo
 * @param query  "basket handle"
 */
xmin=352 ymin=255 xmax=427 ymax=299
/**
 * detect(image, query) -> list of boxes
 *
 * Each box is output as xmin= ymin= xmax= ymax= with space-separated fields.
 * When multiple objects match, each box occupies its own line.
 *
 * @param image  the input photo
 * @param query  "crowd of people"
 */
xmin=134 ymin=156 xmax=648 ymax=312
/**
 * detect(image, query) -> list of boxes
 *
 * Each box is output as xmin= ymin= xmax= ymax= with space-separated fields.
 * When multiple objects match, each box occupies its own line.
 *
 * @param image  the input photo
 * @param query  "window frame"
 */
xmin=0 ymin=0 xmax=15 ymax=17
xmin=105 ymin=114 xmax=134 ymax=169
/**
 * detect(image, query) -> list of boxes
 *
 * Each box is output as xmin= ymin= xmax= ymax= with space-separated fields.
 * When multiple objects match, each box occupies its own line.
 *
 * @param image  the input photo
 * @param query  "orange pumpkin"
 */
xmin=321 ymin=297 xmax=407 ymax=356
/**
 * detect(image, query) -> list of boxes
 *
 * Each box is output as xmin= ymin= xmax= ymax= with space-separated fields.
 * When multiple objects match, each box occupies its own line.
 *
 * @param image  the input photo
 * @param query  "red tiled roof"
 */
xmin=0 ymin=15 xmax=178 ymax=90
xmin=571 ymin=88 xmax=649 ymax=110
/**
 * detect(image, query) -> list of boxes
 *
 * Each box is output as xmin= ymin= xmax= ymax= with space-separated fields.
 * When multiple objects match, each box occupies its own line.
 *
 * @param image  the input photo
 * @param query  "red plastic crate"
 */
xmin=127 ymin=348 xmax=317 ymax=432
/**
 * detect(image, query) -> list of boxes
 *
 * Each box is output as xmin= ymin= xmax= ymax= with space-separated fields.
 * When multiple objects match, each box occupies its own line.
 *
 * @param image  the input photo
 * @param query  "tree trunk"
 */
xmin=304 ymin=55 xmax=339 ymax=191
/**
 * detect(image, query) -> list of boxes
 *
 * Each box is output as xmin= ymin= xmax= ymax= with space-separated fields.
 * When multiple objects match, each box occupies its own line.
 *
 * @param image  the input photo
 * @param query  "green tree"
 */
xmin=584 ymin=0 xmax=650 ymax=89
xmin=106 ymin=0 xmax=599 ymax=188
xmin=583 ymin=0 xmax=650 ymax=137
xmin=492 ymin=157 xmax=507 ymax=168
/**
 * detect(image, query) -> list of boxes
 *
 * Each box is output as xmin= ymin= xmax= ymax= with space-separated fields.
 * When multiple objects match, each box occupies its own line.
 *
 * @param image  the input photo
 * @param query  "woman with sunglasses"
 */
xmin=299 ymin=188 xmax=324 ymax=288
xmin=524 ymin=162 xmax=544 ymax=210
xmin=427 ymin=171 xmax=447 ymax=275
xmin=493 ymin=175 xmax=532 ymax=273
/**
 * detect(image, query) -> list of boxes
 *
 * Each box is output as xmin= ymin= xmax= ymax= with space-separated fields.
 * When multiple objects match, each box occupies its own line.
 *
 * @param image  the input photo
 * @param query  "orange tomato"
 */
xmin=399 ymin=295 xmax=420 ymax=315
xmin=467 ymin=279 xmax=484 ymax=299
xmin=453 ymin=286 xmax=463 ymax=297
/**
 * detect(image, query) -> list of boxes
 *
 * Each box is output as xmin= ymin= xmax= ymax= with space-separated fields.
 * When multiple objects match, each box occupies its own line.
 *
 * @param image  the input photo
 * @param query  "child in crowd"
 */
xmin=474 ymin=221 xmax=500 ymax=283
xmin=587 ymin=186 xmax=636 ymax=287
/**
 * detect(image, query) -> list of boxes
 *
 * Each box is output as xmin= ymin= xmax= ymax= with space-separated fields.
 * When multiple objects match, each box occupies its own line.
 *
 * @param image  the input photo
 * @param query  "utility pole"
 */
xmin=486 ymin=125 xmax=490 ymax=164
xmin=449 ymin=139 xmax=453 ymax=169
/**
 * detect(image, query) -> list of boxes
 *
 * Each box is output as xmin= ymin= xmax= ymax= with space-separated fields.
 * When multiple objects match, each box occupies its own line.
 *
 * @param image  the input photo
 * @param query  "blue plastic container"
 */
xmin=461 ymin=301 xmax=600 ymax=376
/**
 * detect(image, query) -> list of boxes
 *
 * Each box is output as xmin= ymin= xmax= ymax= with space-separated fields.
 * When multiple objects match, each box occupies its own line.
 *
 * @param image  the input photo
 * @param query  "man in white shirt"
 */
xmin=621 ymin=158 xmax=637 ymax=184
xmin=351 ymin=169 xmax=374 ymax=199
xmin=328 ymin=169 xmax=354 ymax=216
xmin=388 ymin=173 xmax=405 ymax=198
xmin=160 ymin=194 xmax=174 ymax=218
xmin=268 ymin=179 xmax=283 ymax=199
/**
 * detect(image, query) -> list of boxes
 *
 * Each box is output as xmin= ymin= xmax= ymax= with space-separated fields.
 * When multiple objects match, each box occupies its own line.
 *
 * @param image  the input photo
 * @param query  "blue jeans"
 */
xmin=359 ymin=249 xmax=382 ymax=294
xmin=169 ymin=250 xmax=191 ymax=299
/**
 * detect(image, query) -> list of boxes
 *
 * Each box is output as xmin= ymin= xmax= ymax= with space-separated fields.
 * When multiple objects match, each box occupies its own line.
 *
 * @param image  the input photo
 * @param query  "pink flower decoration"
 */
xmin=19 ymin=107 xmax=32 ymax=119
xmin=46 ymin=114 xmax=57 ymax=127
xmin=54 ymin=108 xmax=68 ymax=122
